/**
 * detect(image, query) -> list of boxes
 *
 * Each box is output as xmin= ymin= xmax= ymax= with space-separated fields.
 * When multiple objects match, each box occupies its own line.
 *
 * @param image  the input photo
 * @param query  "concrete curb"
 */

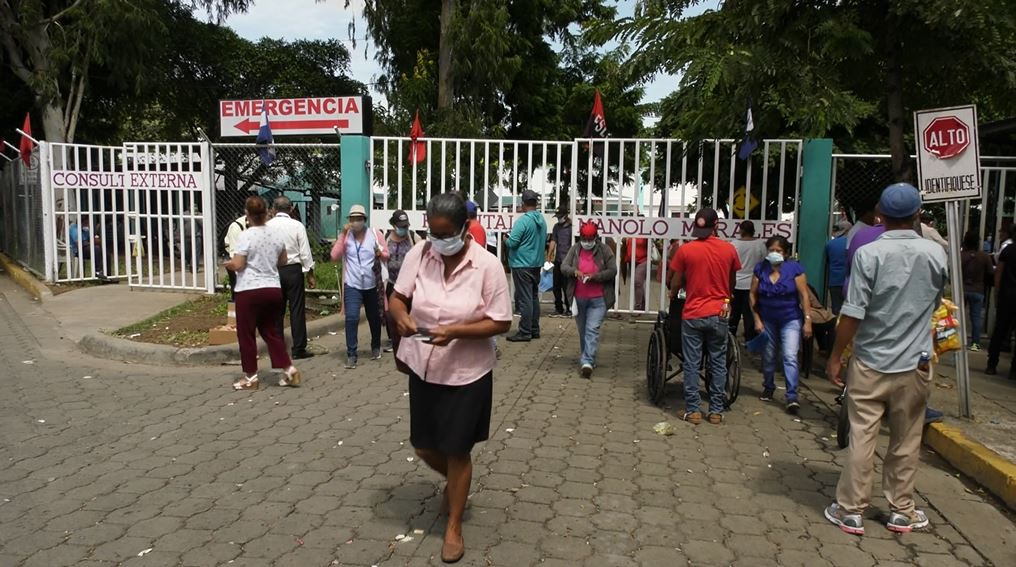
xmin=925 ymin=422 xmax=1016 ymax=511
xmin=79 ymin=314 xmax=343 ymax=366
xmin=0 ymin=252 xmax=52 ymax=301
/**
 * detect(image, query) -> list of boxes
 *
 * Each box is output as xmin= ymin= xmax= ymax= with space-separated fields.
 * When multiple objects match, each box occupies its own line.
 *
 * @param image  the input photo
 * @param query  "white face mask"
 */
xmin=580 ymin=240 xmax=596 ymax=250
xmin=350 ymin=219 xmax=366 ymax=232
xmin=428 ymin=228 xmax=466 ymax=256
xmin=766 ymin=251 xmax=785 ymax=265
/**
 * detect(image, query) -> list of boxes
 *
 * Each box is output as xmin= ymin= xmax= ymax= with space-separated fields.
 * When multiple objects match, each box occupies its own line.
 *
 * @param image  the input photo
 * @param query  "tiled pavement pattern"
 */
xmin=0 ymin=288 xmax=1013 ymax=566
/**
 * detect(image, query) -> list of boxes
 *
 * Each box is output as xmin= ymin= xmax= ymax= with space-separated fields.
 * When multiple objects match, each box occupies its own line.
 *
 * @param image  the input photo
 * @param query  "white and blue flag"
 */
xmin=737 ymin=105 xmax=757 ymax=161
xmin=255 ymin=106 xmax=276 ymax=166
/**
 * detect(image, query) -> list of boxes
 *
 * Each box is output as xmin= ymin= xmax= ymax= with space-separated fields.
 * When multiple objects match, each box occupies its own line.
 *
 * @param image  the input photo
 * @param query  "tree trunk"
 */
xmin=437 ymin=0 xmax=456 ymax=110
xmin=40 ymin=102 xmax=68 ymax=143
xmin=885 ymin=11 xmax=909 ymax=183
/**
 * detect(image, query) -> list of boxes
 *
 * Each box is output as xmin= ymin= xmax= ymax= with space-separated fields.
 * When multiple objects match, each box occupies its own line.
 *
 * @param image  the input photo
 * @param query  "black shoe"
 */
xmin=532 ymin=333 xmax=541 ymax=339
xmin=985 ymin=366 xmax=998 ymax=375
xmin=760 ymin=388 xmax=775 ymax=401
xmin=786 ymin=401 xmax=800 ymax=415
xmin=292 ymin=351 xmax=315 ymax=360
xmin=505 ymin=334 xmax=531 ymax=343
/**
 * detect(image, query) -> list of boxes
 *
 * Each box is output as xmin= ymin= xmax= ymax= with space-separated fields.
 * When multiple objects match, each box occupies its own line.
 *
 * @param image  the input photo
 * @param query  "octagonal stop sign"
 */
xmin=923 ymin=116 xmax=970 ymax=159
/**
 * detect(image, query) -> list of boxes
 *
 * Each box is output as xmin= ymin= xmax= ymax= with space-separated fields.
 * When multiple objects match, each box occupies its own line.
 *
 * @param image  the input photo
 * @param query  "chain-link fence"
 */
xmin=0 ymin=154 xmax=46 ymax=277
xmin=210 ymin=143 xmax=342 ymax=291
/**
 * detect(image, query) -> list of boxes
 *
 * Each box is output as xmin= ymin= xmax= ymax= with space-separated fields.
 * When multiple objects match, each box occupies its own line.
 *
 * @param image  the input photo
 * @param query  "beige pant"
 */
xmin=836 ymin=357 xmax=931 ymax=515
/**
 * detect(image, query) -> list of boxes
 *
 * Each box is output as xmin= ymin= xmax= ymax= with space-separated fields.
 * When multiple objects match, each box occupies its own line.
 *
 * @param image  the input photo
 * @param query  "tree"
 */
xmin=0 ymin=0 xmax=251 ymax=143
xmin=607 ymin=0 xmax=1016 ymax=181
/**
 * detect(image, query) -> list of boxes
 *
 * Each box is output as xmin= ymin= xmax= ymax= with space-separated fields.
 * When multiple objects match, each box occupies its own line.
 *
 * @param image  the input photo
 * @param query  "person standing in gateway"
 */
xmin=268 ymin=197 xmax=317 ymax=360
xmin=505 ymin=190 xmax=548 ymax=342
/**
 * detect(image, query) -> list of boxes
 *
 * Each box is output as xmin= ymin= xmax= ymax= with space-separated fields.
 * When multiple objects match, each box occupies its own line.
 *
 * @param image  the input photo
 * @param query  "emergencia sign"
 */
xmin=219 ymin=96 xmax=367 ymax=137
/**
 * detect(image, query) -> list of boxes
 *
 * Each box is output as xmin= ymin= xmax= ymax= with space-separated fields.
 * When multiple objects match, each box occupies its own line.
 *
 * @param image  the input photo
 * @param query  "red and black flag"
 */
xmin=408 ymin=110 xmax=426 ymax=165
xmin=19 ymin=113 xmax=33 ymax=167
xmin=583 ymin=90 xmax=608 ymax=156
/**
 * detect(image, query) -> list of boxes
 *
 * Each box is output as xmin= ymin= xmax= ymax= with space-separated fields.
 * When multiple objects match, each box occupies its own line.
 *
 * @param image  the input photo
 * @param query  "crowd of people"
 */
xmin=217 ymin=181 xmax=1014 ymax=560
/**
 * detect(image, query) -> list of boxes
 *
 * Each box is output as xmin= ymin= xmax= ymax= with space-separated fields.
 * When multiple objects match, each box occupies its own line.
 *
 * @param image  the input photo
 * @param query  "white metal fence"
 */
xmin=369 ymin=136 xmax=804 ymax=315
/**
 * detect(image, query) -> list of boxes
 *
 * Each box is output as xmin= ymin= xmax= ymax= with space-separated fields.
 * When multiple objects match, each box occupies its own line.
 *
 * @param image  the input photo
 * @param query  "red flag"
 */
xmin=582 ymin=91 xmax=608 ymax=156
xmin=19 ymin=113 xmax=33 ymax=167
xmin=408 ymin=110 xmax=426 ymax=165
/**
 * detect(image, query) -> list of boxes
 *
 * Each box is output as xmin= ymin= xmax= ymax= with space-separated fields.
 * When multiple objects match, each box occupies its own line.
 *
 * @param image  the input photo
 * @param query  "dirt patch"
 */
xmin=111 ymin=292 xmax=337 ymax=348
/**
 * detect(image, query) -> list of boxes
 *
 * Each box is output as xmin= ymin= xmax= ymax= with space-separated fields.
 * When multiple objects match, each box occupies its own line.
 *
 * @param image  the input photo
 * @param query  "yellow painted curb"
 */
xmin=0 ymin=252 xmax=47 ymax=301
xmin=925 ymin=422 xmax=1016 ymax=511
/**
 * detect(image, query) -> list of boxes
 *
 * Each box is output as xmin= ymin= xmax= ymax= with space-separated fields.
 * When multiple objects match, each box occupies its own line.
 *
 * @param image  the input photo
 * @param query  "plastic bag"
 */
xmin=539 ymin=268 xmax=554 ymax=293
xmin=932 ymin=299 xmax=961 ymax=356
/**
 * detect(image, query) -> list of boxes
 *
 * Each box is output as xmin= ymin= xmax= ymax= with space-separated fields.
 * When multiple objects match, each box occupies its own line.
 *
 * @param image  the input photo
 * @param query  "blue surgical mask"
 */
xmin=428 ymin=229 xmax=466 ymax=256
xmin=350 ymin=220 xmax=366 ymax=232
xmin=395 ymin=227 xmax=408 ymax=237
xmin=766 ymin=252 xmax=785 ymax=265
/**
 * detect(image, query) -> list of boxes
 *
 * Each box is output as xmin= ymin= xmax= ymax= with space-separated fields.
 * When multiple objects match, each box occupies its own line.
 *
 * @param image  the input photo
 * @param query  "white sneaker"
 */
xmin=580 ymin=364 xmax=593 ymax=379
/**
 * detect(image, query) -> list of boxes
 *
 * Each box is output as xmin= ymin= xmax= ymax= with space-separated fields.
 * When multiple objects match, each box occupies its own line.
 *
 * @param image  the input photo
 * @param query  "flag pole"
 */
xmin=3 ymin=140 xmax=21 ymax=154
xmin=15 ymin=128 xmax=39 ymax=145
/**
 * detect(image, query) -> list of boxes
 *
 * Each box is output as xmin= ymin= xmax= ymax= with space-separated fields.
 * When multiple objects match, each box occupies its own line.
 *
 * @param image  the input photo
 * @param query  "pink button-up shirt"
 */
xmin=394 ymin=241 xmax=512 ymax=386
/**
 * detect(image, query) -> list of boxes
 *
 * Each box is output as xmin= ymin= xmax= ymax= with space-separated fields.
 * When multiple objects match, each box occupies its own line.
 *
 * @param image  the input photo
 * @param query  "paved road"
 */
xmin=0 ymin=279 xmax=1013 ymax=566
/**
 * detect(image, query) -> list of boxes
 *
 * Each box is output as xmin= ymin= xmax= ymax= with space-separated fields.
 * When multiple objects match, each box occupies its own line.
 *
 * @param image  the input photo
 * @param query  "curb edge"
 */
xmin=925 ymin=422 xmax=1016 ymax=511
xmin=0 ymin=252 xmax=51 ymax=301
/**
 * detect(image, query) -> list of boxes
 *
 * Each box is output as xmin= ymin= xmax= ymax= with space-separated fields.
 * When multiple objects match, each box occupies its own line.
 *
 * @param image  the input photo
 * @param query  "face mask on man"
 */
xmin=350 ymin=220 xmax=366 ymax=232
xmin=766 ymin=251 xmax=785 ymax=265
xmin=580 ymin=240 xmax=596 ymax=250
xmin=428 ymin=228 xmax=466 ymax=256
xmin=395 ymin=227 xmax=409 ymax=237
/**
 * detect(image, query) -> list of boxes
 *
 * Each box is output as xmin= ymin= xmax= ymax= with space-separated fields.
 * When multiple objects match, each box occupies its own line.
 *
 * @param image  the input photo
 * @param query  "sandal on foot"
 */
xmin=441 ymin=535 xmax=464 ymax=563
xmin=233 ymin=375 xmax=259 ymax=391
xmin=278 ymin=366 xmax=301 ymax=387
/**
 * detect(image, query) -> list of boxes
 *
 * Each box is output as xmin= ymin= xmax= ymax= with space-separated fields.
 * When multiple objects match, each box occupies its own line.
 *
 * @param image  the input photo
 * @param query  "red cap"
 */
xmin=579 ymin=222 xmax=598 ymax=239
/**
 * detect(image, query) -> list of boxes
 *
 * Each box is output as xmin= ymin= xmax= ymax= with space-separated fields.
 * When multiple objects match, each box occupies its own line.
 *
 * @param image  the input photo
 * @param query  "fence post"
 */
xmin=799 ymin=138 xmax=833 ymax=294
xmin=340 ymin=136 xmax=371 ymax=234
xmin=201 ymin=141 xmax=217 ymax=294
xmin=38 ymin=142 xmax=55 ymax=282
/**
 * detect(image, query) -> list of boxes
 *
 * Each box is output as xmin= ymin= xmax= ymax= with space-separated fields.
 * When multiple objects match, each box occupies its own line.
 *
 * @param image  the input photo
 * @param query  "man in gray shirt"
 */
xmin=824 ymin=183 xmax=948 ymax=537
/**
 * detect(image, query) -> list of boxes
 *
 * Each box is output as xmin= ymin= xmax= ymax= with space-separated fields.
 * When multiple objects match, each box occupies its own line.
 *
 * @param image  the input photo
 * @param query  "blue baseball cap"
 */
xmin=465 ymin=200 xmax=478 ymax=216
xmin=878 ymin=183 xmax=921 ymax=219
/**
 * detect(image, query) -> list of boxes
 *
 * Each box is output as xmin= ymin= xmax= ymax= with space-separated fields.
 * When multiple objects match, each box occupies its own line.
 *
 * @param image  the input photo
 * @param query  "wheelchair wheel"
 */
xmin=646 ymin=328 xmax=667 ymax=406
xmin=801 ymin=335 xmax=814 ymax=380
xmin=724 ymin=333 xmax=742 ymax=408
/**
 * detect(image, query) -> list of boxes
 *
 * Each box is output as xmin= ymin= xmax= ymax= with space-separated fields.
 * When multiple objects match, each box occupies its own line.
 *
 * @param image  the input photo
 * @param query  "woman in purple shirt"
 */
xmin=750 ymin=236 xmax=812 ymax=414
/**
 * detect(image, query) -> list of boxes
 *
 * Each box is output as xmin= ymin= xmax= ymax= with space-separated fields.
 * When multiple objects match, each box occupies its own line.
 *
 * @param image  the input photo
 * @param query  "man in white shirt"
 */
xmin=269 ymin=197 xmax=317 ymax=359
xmin=223 ymin=213 xmax=247 ymax=300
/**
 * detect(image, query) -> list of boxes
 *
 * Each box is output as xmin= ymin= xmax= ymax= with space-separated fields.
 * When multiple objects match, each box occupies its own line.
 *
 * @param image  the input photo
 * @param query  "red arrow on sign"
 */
xmin=233 ymin=118 xmax=351 ymax=134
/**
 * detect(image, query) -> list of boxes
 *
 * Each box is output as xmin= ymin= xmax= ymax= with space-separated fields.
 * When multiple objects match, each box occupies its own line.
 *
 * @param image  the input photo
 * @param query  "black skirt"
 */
xmin=409 ymin=371 xmax=493 ymax=455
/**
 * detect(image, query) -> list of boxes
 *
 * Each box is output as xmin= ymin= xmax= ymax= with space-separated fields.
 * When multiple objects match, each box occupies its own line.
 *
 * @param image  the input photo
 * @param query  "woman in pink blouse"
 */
xmin=561 ymin=222 xmax=617 ymax=378
xmin=389 ymin=193 xmax=512 ymax=563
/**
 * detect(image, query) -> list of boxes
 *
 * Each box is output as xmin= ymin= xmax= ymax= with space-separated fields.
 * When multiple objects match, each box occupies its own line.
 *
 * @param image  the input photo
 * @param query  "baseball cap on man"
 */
xmin=579 ymin=222 xmax=598 ymax=239
xmin=389 ymin=210 xmax=409 ymax=227
xmin=878 ymin=183 xmax=921 ymax=219
xmin=348 ymin=204 xmax=367 ymax=218
xmin=465 ymin=200 xmax=478 ymax=216
xmin=521 ymin=189 xmax=539 ymax=203
xmin=690 ymin=208 xmax=719 ymax=239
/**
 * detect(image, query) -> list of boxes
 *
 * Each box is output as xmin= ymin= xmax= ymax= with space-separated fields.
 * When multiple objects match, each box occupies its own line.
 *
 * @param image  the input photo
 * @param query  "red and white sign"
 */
xmin=219 ymin=97 xmax=364 ymax=137
xmin=914 ymin=105 xmax=981 ymax=203
xmin=51 ymin=170 xmax=201 ymax=190
xmin=371 ymin=210 xmax=793 ymax=242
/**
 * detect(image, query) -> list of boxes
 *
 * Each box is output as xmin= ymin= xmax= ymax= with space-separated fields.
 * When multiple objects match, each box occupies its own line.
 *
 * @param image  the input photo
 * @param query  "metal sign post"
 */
xmin=914 ymin=104 xmax=981 ymax=419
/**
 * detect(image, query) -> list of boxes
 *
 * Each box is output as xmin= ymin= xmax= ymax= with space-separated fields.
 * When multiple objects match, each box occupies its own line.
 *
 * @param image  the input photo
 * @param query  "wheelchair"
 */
xmin=646 ymin=295 xmax=742 ymax=409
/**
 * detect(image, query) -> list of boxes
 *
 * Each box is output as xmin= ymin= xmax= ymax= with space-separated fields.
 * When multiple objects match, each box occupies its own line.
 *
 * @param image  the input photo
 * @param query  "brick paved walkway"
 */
xmin=0 ymin=285 xmax=1013 ymax=566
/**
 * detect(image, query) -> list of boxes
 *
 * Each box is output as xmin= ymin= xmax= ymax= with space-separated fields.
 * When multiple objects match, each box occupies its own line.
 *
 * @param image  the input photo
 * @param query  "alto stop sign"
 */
xmin=923 ymin=116 xmax=970 ymax=159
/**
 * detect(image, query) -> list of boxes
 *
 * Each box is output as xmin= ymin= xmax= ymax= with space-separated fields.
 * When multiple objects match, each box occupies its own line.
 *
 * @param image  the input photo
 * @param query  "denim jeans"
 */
xmin=681 ymin=315 xmax=728 ymax=415
xmin=964 ymin=291 xmax=985 ymax=346
xmin=512 ymin=267 xmax=542 ymax=338
xmin=761 ymin=317 xmax=802 ymax=402
xmin=575 ymin=296 xmax=607 ymax=366
xmin=344 ymin=285 xmax=382 ymax=358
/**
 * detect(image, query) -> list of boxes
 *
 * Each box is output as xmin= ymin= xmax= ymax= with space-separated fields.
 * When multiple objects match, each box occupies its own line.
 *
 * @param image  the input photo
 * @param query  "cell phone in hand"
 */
xmin=411 ymin=327 xmax=434 ymax=342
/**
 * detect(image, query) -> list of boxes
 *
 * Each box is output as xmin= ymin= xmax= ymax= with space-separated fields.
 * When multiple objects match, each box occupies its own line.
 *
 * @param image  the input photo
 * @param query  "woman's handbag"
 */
xmin=389 ymin=243 xmax=431 ymax=374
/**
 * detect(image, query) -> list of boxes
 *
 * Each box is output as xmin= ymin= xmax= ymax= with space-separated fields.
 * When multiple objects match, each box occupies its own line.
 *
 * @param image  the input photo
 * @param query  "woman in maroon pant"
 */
xmin=224 ymin=196 xmax=301 ymax=391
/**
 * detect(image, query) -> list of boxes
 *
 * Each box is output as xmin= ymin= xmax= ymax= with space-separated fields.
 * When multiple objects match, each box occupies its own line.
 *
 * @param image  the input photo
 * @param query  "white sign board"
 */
xmin=371 ymin=210 xmax=793 ymax=241
xmin=914 ymin=105 xmax=981 ymax=202
xmin=51 ymin=170 xmax=201 ymax=190
xmin=219 ymin=97 xmax=365 ymax=137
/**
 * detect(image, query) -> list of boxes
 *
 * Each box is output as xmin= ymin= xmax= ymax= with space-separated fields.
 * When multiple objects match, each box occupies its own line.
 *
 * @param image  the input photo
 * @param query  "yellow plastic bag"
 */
xmin=932 ymin=299 xmax=961 ymax=356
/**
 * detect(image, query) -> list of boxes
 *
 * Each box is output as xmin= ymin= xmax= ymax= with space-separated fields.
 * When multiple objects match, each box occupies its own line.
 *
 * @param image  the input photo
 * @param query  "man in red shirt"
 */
xmin=465 ymin=200 xmax=487 ymax=248
xmin=668 ymin=208 xmax=741 ymax=425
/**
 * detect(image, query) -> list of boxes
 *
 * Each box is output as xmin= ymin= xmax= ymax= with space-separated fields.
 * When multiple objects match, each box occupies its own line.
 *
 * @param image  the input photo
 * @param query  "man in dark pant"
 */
xmin=547 ymin=207 xmax=573 ymax=317
xmin=504 ymin=190 xmax=548 ymax=341
xmin=268 ymin=197 xmax=317 ymax=359
xmin=512 ymin=267 xmax=542 ymax=339
xmin=987 ymin=229 xmax=1016 ymax=378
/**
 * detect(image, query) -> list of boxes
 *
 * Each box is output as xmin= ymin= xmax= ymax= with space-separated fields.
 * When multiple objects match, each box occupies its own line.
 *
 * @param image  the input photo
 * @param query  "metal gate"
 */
xmin=123 ymin=143 xmax=215 ymax=292
xmin=570 ymin=138 xmax=803 ymax=315
xmin=369 ymin=136 xmax=803 ymax=315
